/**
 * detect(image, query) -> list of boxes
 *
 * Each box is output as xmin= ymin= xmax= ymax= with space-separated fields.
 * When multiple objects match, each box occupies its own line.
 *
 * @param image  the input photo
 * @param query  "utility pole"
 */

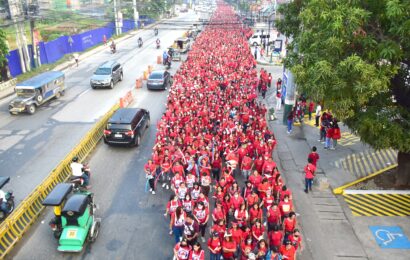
xmin=113 ymin=0 xmax=121 ymax=35
xmin=132 ymin=0 xmax=139 ymax=29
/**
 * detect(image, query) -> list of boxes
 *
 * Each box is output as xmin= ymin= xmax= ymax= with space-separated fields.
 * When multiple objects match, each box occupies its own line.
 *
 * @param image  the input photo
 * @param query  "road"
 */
xmin=0 ymin=11 xmax=199 ymax=206
xmin=11 ymin=39 xmax=183 ymax=260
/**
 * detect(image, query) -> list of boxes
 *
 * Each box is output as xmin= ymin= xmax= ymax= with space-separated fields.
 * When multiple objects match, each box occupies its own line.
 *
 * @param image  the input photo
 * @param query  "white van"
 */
xmin=249 ymin=32 xmax=263 ymax=46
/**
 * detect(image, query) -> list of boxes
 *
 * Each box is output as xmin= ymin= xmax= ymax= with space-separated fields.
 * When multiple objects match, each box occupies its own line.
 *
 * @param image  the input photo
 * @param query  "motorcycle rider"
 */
xmin=138 ymin=37 xmax=143 ymax=47
xmin=154 ymin=27 xmax=158 ymax=36
xmin=110 ymin=40 xmax=116 ymax=53
xmin=0 ymin=189 xmax=8 ymax=213
xmin=163 ymin=50 xmax=169 ymax=65
xmin=156 ymin=38 xmax=161 ymax=48
xmin=70 ymin=157 xmax=90 ymax=187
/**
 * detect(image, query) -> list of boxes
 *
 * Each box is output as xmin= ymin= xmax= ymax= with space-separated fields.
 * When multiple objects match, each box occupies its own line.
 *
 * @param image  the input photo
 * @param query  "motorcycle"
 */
xmin=70 ymin=163 xmax=91 ymax=191
xmin=156 ymin=42 xmax=161 ymax=49
xmin=0 ymin=177 xmax=14 ymax=221
xmin=110 ymin=44 xmax=116 ymax=54
xmin=154 ymin=29 xmax=158 ymax=36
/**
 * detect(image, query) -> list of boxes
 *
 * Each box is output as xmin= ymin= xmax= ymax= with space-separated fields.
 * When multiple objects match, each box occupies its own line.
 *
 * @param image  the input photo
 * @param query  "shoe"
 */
xmin=263 ymin=222 xmax=267 ymax=226
xmin=152 ymin=191 xmax=156 ymax=195
xmin=162 ymin=183 xmax=166 ymax=188
xmin=166 ymin=185 xmax=169 ymax=190
xmin=201 ymin=237 xmax=205 ymax=243
xmin=324 ymin=147 xmax=328 ymax=149
xmin=304 ymin=189 xmax=308 ymax=193
xmin=149 ymin=188 xmax=152 ymax=192
xmin=330 ymin=147 xmax=335 ymax=150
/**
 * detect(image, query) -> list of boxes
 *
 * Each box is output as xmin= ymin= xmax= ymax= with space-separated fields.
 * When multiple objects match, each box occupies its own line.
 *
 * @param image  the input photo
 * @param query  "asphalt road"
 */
xmin=0 ymin=11 xmax=199 ymax=206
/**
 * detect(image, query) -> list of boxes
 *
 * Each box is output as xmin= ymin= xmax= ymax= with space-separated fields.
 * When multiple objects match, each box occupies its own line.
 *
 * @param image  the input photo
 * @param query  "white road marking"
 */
xmin=78 ymin=88 xmax=91 ymax=98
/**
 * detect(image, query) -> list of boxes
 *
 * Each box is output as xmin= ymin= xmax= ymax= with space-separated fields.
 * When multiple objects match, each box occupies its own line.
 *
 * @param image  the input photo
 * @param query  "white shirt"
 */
xmin=70 ymin=162 xmax=83 ymax=177
xmin=315 ymin=105 xmax=322 ymax=116
xmin=0 ymin=190 xmax=5 ymax=201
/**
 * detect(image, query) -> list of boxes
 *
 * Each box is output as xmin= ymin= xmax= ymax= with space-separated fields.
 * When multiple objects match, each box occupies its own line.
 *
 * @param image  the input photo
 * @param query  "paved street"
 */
xmin=0 ymin=11 xmax=198 ymax=205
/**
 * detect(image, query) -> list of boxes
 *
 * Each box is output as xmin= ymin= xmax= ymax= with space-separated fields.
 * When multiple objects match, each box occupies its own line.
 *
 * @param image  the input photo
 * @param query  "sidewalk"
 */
xmin=257 ymin=64 xmax=409 ymax=260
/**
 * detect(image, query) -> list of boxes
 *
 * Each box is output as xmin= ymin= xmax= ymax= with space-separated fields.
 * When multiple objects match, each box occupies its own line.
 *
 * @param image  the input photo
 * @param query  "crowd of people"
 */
xmin=144 ymin=4 xmax=302 ymax=260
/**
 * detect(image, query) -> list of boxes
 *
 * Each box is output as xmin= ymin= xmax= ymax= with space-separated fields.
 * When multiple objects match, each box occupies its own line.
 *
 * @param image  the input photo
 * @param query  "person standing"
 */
xmin=189 ymin=241 xmax=205 ymax=260
xmin=208 ymin=232 xmax=222 ymax=260
xmin=315 ymin=103 xmax=322 ymax=127
xmin=275 ymin=91 xmax=282 ymax=111
xmin=72 ymin=53 xmax=79 ymax=67
xmin=103 ymin=34 xmax=107 ymax=45
xmin=268 ymin=73 xmax=272 ymax=88
xmin=304 ymin=158 xmax=316 ymax=193
xmin=184 ymin=214 xmax=200 ymax=246
xmin=308 ymin=146 xmax=320 ymax=167
xmin=193 ymin=202 xmax=209 ymax=243
xmin=254 ymin=46 xmax=258 ymax=60
xmin=287 ymin=112 xmax=294 ymax=134
xmin=324 ymin=123 xmax=334 ymax=149
xmin=144 ymin=159 xmax=156 ymax=194
xmin=308 ymin=100 xmax=315 ymax=121
xmin=332 ymin=121 xmax=341 ymax=150
xmin=170 ymin=206 xmax=186 ymax=244
xmin=174 ymin=237 xmax=192 ymax=260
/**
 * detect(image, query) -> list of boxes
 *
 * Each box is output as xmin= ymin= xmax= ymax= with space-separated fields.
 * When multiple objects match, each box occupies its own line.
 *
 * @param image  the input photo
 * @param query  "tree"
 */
xmin=277 ymin=0 xmax=410 ymax=186
xmin=0 ymin=28 xmax=9 ymax=82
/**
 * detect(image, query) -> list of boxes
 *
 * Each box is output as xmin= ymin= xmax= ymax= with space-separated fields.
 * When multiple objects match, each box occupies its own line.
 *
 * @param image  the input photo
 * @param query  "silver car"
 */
xmin=90 ymin=61 xmax=123 ymax=89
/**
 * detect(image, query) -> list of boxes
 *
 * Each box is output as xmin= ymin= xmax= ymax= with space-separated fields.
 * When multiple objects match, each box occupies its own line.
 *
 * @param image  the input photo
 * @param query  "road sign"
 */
xmin=369 ymin=226 xmax=410 ymax=249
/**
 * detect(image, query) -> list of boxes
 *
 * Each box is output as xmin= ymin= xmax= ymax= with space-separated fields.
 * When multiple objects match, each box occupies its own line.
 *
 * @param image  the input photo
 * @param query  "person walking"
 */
xmin=303 ymin=158 xmax=316 ymax=193
xmin=308 ymin=146 xmax=320 ymax=167
xmin=324 ymin=123 xmax=334 ymax=149
xmin=170 ymin=206 xmax=186 ymax=244
xmin=287 ymin=112 xmax=294 ymax=134
xmin=275 ymin=91 xmax=282 ymax=111
xmin=254 ymin=46 xmax=258 ymax=60
xmin=144 ymin=159 xmax=156 ymax=194
xmin=315 ymin=103 xmax=322 ymax=127
xmin=72 ymin=53 xmax=79 ymax=67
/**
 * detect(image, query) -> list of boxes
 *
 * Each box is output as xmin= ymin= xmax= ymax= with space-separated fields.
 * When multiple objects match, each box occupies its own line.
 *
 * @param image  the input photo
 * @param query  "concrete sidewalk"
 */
xmin=258 ymin=65 xmax=410 ymax=260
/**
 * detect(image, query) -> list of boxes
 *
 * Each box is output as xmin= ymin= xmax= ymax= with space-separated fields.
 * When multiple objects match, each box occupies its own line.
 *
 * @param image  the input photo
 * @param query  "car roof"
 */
xmin=99 ymin=60 xmax=118 ymax=68
xmin=150 ymin=70 xmax=165 ymax=75
xmin=108 ymin=108 xmax=143 ymax=124
xmin=16 ymin=71 xmax=64 ymax=89
xmin=62 ymin=193 xmax=89 ymax=215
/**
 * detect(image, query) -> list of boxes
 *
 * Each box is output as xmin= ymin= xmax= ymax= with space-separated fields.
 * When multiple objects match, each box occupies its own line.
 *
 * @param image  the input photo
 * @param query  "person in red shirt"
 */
xmin=193 ymin=202 xmax=209 ymax=243
xmin=254 ymin=155 xmax=264 ymax=174
xmin=308 ymin=100 xmax=315 ymax=120
xmin=144 ymin=159 xmax=156 ymax=195
xmin=165 ymin=194 xmax=181 ymax=218
xmin=280 ymin=241 xmax=296 ymax=260
xmin=212 ymin=201 xmax=226 ymax=223
xmin=211 ymin=152 xmax=222 ymax=181
xmin=304 ymin=158 xmax=316 ymax=193
xmin=262 ymin=157 xmax=276 ymax=175
xmin=230 ymin=191 xmax=244 ymax=211
xmin=288 ymin=229 xmax=303 ymax=251
xmin=174 ymin=237 xmax=191 ymax=260
xmin=207 ymin=232 xmax=222 ymax=260
xmin=269 ymin=224 xmax=283 ymax=249
xmin=267 ymin=203 xmax=281 ymax=231
xmin=229 ymin=221 xmax=243 ymax=254
xmin=307 ymin=146 xmax=320 ymax=167
xmin=240 ymin=235 xmax=254 ymax=260
xmin=279 ymin=195 xmax=293 ymax=221
xmin=234 ymin=203 xmax=249 ymax=227
xmin=249 ymin=170 xmax=262 ymax=189
xmin=222 ymin=233 xmax=237 ymax=260
xmin=189 ymin=241 xmax=205 ymax=260
xmin=332 ymin=121 xmax=341 ymax=150
xmin=241 ymin=155 xmax=253 ymax=179
xmin=251 ymin=219 xmax=265 ymax=244
xmin=246 ymin=188 xmax=260 ymax=208
xmin=248 ymin=202 xmax=263 ymax=224
xmin=283 ymin=212 xmax=297 ymax=243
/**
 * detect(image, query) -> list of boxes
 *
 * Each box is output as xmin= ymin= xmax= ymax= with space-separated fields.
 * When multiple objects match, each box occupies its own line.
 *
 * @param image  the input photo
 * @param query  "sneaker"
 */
xmin=201 ymin=237 xmax=205 ymax=243
xmin=317 ymin=139 xmax=321 ymax=142
xmin=162 ymin=183 xmax=166 ymax=188
xmin=304 ymin=189 xmax=308 ymax=193
xmin=166 ymin=185 xmax=169 ymax=190
xmin=263 ymin=222 xmax=267 ymax=226
xmin=152 ymin=191 xmax=156 ymax=195
xmin=149 ymin=188 xmax=152 ymax=192
xmin=330 ymin=147 xmax=335 ymax=150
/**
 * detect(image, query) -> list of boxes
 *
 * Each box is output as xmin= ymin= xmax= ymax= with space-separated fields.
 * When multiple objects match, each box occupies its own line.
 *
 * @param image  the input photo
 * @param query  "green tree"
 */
xmin=0 ymin=29 xmax=9 ymax=81
xmin=277 ymin=0 xmax=410 ymax=186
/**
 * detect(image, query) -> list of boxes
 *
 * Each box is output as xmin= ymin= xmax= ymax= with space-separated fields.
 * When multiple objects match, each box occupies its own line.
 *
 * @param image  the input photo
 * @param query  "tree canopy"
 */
xmin=277 ymin=0 xmax=410 ymax=156
xmin=0 ymin=29 xmax=9 ymax=81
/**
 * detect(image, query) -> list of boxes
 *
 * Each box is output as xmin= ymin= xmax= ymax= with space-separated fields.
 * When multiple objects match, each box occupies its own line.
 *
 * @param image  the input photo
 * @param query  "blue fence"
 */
xmin=7 ymin=17 xmax=155 ymax=78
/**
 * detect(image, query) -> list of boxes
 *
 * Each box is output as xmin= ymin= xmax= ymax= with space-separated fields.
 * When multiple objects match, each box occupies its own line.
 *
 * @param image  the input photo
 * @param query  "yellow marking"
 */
xmin=385 ymin=149 xmax=397 ymax=163
xmin=355 ymin=153 xmax=366 ymax=178
xmin=348 ymin=195 xmax=395 ymax=216
xmin=374 ymin=150 xmax=388 ymax=168
xmin=363 ymin=194 xmax=409 ymax=216
xmin=386 ymin=194 xmax=410 ymax=205
xmin=344 ymin=196 xmax=374 ymax=216
xmin=360 ymin=153 xmax=373 ymax=176
xmin=367 ymin=151 xmax=382 ymax=172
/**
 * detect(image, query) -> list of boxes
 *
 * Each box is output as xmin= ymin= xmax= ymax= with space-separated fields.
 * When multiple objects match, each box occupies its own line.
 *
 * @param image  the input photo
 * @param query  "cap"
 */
xmin=212 ymin=231 xmax=219 ymax=237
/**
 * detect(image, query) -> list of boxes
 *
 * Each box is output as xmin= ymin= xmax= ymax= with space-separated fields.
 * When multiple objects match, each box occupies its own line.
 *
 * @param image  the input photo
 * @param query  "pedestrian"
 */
xmin=103 ymin=34 xmax=107 ymax=45
xmin=254 ymin=239 xmax=268 ymax=259
xmin=72 ymin=53 xmax=79 ymax=67
xmin=288 ymin=229 xmax=303 ymax=252
xmin=222 ymin=232 xmax=237 ymax=260
xmin=268 ymin=73 xmax=272 ymax=88
xmin=275 ymin=91 xmax=282 ymax=111
xmin=286 ymin=112 xmax=294 ymax=134
xmin=170 ymin=206 xmax=186 ymax=244
xmin=208 ymin=231 xmax=222 ymax=260
xmin=261 ymin=82 xmax=267 ymax=99
xmin=144 ymin=159 xmax=156 ymax=195
xmin=193 ymin=202 xmax=209 ymax=243
xmin=189 ymin=241 xmax=205 ymax=260
xmin=315 ymin=103 xmax=322 ymax=126
xmin=304 ymin=158 xmax=316 ymax=193
xmin=254 ymin=46 xmax=258 ymax=60
xmin=308 ymin=146 xmax=320 ymax=167
xmin=211 ymin=152 xmax=222 ymax=181
xmin=308 ymin=100 xmax=315 ymax=121
xmin=265 ymin=246 xmax=282 ymax=260
xmin=283 ymin=212 xmax=296 ymax=243
xmin=174 ymin=236 xmax=191 ymax=260
xmin=332 ymin=121 xmax=341 ymax=150
xmin=184 ymin=214 xmax=200 ymax=246
xmin=324 ymin=123 xmax=334 ymax=149
xmin=279 ymin=241 xmax=296 ymax=260
xmin=164 ymin=194 xmax=181 ymax=218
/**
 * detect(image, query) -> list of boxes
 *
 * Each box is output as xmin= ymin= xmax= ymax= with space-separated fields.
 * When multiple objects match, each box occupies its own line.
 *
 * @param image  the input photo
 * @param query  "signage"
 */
xmin=369 ymin=226 xmax=410 ymax=249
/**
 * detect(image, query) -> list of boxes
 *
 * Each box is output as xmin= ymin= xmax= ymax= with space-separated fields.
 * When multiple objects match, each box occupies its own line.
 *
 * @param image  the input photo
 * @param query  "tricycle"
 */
xmin=42 ymin=183 xmax=101 ymax=252
xmin=0 ymin=176 xmax=14 ymax=221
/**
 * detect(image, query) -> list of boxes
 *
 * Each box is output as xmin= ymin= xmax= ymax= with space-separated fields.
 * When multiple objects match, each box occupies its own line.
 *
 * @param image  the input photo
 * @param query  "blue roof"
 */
xmin=16 ymin=71 xmax=64 ymax=89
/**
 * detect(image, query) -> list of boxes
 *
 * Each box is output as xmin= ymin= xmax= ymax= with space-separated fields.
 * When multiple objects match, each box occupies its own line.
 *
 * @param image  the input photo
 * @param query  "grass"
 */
xmin=16 ymin=55 xmax=71 ymax=83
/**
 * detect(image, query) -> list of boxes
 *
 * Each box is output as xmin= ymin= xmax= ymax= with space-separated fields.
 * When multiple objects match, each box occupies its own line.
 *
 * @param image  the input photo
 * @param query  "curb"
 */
xmin=343 ymin=189 xmax=410 ymax=195
xmin=256 ymin=60 xmax=282 ymax=66
xmin=333 ymin=164 xmax=398 ymax=195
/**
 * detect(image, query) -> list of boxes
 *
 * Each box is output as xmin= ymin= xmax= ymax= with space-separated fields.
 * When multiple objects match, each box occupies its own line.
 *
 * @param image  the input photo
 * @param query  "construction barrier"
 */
xmin=157 ymin=56 xmax=162 ymax=64
xmin=119 ymin=90 xmax=134 ymax=108
xmin=0 ymin=102 xmax=120 ymax=258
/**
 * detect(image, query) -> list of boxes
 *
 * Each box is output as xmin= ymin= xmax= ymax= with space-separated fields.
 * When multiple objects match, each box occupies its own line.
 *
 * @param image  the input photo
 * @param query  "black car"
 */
xmin=147 ymin=70 xmax=171 ymax=90
xmin=90 ymin=61 xmax=123 ymax=89
xmin=103 ymin=108 xmax=150 ymax=146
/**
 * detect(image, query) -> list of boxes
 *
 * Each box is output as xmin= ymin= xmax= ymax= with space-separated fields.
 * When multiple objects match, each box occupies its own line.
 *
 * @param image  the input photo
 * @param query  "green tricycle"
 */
xmin=42 ymin=183 xmax=101 ymax=252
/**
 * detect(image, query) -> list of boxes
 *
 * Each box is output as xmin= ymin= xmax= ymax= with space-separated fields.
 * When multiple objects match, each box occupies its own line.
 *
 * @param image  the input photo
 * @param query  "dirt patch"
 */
xmin=348 ymin=167 xmax=410 ymax=190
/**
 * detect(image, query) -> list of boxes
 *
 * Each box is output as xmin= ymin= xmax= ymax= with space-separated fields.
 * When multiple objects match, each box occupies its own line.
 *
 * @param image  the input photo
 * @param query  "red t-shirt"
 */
xmin=308 ymin=152 xmax=319 ymax=166
xmin=280 ymin=245 xmax=296 ymax=260
xmin=269 ymin=231 xmax=283 ymax=247
xmin=207 ymin=238 xmax=222 ymax=254
xmin=189 ymin=249 xmax=205 ymax=260
xmin=222 ymin=240 xmax=237 ymax=258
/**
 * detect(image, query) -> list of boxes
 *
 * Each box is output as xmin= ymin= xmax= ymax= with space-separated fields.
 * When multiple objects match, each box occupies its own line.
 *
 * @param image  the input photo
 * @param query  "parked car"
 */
xmin=90 ymin=61 xmax=123 ymax=89
xmin=147 ymin=70 xmax=171 ymax=90
xmin=103 ymin=108 xmax=150 ymax=146
xmin=9 ymin=71 xmax=65 ymax=115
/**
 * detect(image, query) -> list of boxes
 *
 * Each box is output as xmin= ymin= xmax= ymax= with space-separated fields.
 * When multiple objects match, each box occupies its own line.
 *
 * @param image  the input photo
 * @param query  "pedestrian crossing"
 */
xmin=343 ymin=192 xmax=410 ymax=216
